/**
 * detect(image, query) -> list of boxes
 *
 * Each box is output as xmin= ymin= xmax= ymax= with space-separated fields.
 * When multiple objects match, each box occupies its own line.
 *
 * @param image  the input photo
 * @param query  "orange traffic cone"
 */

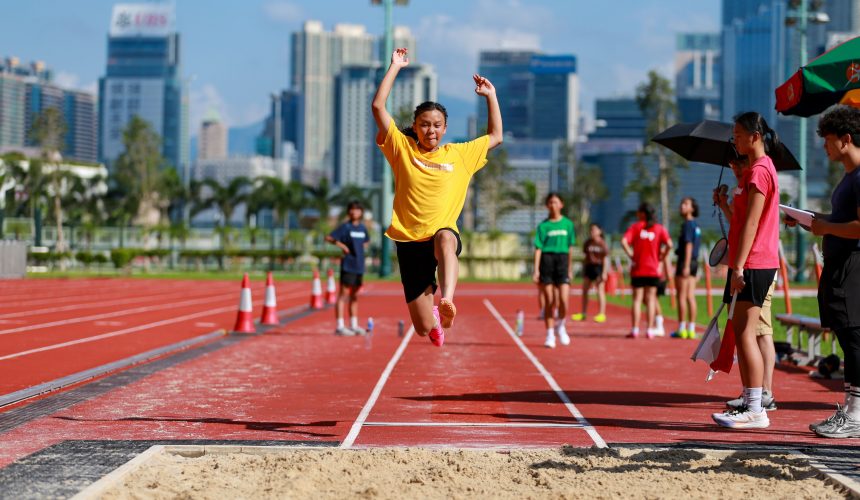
xmin=261 ymin=271 xmax=279 ymax=325
xmin=233 ymin=273 xmax=256 ymax=333
xmin=325 ymin=268 xmax=337 ymax=304
xmin=310 ymin=269 xmax=324 ymax=309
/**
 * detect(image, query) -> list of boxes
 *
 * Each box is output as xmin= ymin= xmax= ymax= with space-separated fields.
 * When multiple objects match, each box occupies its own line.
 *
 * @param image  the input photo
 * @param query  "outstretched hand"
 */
xmin=391 ymin=48 xmax=409 ymax=68
xmin=473 ymin=74 xmax=495 ymax=97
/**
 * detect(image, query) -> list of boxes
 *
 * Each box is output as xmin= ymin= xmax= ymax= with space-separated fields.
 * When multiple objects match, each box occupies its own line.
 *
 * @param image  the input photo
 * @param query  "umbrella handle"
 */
xmin=728 ymin=292 xmax=738 ymax=320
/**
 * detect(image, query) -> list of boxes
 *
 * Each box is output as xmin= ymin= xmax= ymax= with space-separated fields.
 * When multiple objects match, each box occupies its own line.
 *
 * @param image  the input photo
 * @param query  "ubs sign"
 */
xmin=110 ymin=4 xmax=174 ymax=37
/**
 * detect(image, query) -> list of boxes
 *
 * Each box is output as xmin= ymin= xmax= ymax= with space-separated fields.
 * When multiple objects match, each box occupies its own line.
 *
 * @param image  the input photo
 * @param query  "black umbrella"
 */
xmin=651 ymin=120 xmax=802 ymax=172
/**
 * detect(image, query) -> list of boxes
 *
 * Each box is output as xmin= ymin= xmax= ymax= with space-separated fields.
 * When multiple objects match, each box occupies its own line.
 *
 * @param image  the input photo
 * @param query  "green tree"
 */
xmin=634 ymin=70 xmax=686 ymax=230
xmin=29 ymin=107 xmax=69 ymax=253
xmin=505 ymin=179 xmax=538 ymax=231
xmin=113 ymin=116 xmax=166 ymax=229
xmin=304 ymin=176 xmax=334 ymax=233
xmin=560 ymin=143 xmax=608 ymax=236
xmin=198 ymin=176 xmax=250 ymax=247
xmin=473 ymin=147 xmax=515 ymax=231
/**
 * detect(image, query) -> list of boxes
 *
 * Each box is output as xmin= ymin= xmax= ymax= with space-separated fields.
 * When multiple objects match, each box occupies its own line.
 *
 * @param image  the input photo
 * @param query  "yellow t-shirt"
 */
xmin=377 ymin=120 xmax=489 ymax=242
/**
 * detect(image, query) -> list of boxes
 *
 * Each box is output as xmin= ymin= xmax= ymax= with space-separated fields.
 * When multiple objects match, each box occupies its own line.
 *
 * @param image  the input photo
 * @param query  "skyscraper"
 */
xmin=0 ymin=73 xmax=27 ymax=150
xmin=98 ymin=3 xmax=189 ymax=178
xmin=291 ymin=21 xmax=375 ymax=178
xmin=477 ymin=51 xmax=578 ymax=142
xmin=675 ymin=33 xmax=721 ymax=122
xmin=199 ymin=112 xmax=227 ymax=160
xmin=334 ymin=63 xmax=437 ymax=188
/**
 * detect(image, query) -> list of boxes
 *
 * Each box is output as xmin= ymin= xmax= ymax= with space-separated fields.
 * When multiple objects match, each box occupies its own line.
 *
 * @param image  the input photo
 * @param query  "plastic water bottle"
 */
xmin=365 ymin=317 xmax=374 ymax=349
xmin=397 ymin=320 xmax=405 ymax=337
xmin=516 ymin=309 xmax=524 ymax=337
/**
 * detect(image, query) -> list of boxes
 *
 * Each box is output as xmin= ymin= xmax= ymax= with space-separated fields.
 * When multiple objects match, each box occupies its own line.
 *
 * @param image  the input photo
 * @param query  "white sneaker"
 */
xmin=544 ymin=333 xmax=556 ymax=349
xmin=557 ymin=325 xmax=571 ymax=346
xmin=712 ymin=407 xmax=770 ymax=429
xmin=652 ymin=327 xmax=665 ymax=337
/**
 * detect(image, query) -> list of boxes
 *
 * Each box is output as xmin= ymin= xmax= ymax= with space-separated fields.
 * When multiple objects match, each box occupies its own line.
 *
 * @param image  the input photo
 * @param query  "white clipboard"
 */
xmin=779 ymin=204 xmax=814 ymax=228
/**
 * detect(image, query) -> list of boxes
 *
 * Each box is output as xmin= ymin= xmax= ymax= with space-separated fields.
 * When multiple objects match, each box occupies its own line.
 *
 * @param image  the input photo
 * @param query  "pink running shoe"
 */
xmin=428 ymin=306 xmax=445 ymax=347
xmin=438 ymin=299 xmax=456 ymax=329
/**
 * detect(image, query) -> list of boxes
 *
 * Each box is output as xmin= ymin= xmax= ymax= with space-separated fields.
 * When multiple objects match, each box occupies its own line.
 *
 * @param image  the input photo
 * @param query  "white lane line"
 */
xmin=0 ymin=305 xmax=238 ymax=362
xmin=0 ymin=292 xmax=237 ymax=336
xmin=340 ymin=325 xmax=415 ymax=449
xmin=363 ymin=422 xmax=584 ymax=428
xmin=483 ymin=299 xmax=607 ymax=448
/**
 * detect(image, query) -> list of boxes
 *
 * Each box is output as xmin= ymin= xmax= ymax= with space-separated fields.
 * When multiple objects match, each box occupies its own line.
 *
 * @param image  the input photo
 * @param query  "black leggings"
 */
xmin=835 ymin=327 xmax=860 ymax=386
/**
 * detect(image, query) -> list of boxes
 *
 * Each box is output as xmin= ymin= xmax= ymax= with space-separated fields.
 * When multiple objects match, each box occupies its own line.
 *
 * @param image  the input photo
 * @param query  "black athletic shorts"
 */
xmin=539 ymin=252 xmax=570 ymax=286
xmin=723 ymin=268 xmax=778 ymax=307
xmin=340 ymin=271 xmax=363 ymax=288
xmin=584 ymin=264 xmax=603 ymax=281
xmin=631 ymin=276 xmax=660 ymax=288
xmin=819 ymin=252 xmax=860 ymax=330
xmin=675 ymin=260 xmax=699 ymax=278
xmin=395 ymin=228 xmax=462 ymax=303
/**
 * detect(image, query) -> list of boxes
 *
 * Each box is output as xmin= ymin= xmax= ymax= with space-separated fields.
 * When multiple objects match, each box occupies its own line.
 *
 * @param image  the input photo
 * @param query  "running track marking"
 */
xmin=340 ymin=325 xmax=415 ymax=449
xmin=483 ymin=298 xmax=608 ymax=448
xmin=0 ymin=290 xmax=306 ymax=362
xmin=363 ymin=422 xmax=584 ymax=428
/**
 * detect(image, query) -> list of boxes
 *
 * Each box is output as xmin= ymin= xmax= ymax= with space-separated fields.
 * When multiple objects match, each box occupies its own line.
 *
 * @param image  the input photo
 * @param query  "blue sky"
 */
xmin=0 ymin=0 xmax=719 ymax=138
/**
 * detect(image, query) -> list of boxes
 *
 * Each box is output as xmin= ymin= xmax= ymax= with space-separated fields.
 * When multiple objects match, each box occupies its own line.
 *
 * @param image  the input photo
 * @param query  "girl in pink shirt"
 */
xmin=711 ymin=112 xmax=781 ymax=430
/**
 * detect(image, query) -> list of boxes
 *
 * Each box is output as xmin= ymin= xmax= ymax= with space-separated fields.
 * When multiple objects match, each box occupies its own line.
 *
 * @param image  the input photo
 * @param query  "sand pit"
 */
xmin=90 ymin=446 xmax=847 ymax=499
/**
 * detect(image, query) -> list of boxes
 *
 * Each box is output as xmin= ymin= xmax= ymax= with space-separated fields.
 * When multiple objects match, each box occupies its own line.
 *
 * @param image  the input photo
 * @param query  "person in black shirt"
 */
xmin=326 ymin=201 xmax=370 ymax=336
xmin=790 ymin=106 xmax=860 ymax=438
xmin=671 ymin=197 xmax=701 ymax=340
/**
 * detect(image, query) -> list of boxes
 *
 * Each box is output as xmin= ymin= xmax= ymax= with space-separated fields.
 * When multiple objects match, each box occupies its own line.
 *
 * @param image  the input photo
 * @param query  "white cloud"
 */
xmin=190 ymin=83 xmax=231 ymax=133
xmin=53 ymin=71 xmax=80 ymax=90
xmin=414 ymin=14 xmax=541 ymax=100
xmin=263 ymin=1 xmax=303 ymax=24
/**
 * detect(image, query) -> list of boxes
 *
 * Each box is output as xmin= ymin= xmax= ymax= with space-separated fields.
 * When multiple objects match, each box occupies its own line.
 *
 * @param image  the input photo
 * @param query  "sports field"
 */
xmin=0 ymin=277 xmax=855 ymax=498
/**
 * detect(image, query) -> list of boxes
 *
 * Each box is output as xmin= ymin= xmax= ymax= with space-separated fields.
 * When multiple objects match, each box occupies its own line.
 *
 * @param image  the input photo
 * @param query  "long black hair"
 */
xmin=638 ymin=202 xmax=656 ymax=228
xmin=733 ymin=111 xmax=780 ymax=156
xmin=401 ymin=101 xmax=448 ymax=141
xmin=682 ymin=197 xmax=699 ymax=218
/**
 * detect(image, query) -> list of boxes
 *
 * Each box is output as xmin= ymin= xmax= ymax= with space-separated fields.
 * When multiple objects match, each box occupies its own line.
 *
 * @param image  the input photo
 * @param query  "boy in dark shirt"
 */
xmin=326 ymin=201 xmax=370 ymax=336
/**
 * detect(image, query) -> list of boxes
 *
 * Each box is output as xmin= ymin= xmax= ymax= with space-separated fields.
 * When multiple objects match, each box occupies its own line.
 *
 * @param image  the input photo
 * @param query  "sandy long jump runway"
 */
xmin=0 ymin=279 xmax=857 ymax=497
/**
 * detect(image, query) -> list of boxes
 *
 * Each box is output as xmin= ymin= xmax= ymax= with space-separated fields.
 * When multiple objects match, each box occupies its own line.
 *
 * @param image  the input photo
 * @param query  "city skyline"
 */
xmin=0 ymin=0 xmax=720 ymax=138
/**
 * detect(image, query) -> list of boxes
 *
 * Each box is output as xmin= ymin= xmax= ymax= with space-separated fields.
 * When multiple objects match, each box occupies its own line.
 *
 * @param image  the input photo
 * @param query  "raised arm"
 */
xmin=373 ymin=48 xmax=409 ymax=143
xmin=474 ymin=74 xmax=503 ymax=150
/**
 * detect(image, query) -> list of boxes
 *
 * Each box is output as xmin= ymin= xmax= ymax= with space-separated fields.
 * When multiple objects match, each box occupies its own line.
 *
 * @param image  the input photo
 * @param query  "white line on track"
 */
xmin=0 ymin=292 xmax=238 ymax=336
xmin=362 ymin=422 xmax=584 ymax=428
xmin=0 ymin=305 xmax=237 ymax=362
xmin=484 ymin=298 xmax=607 ymax=448
xmin=340 ymin=325 xmax=415 ymax=449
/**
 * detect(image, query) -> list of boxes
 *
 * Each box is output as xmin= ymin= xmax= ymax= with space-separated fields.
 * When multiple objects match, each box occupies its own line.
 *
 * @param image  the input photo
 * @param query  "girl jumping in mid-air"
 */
xmin=372 ymin=48 xmax=503 ymax=347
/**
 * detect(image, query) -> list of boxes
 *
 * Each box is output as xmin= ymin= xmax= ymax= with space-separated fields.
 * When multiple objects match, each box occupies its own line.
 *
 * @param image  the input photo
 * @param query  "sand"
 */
xmin=98 ymin=446 xmax=847 ymax=499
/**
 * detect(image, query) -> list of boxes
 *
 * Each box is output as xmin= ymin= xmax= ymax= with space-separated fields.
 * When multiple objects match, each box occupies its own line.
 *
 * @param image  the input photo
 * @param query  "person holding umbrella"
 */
xmin=711 ymin=112 xmax=781 ymax=429
xmin=788 ymin=106 xmax=860 ymax=438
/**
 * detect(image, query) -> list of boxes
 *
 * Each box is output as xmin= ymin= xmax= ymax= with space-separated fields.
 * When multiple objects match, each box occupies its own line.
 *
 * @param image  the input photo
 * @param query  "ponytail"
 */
xmin=733 ymin=111 xmax=780 ymax=156
xmin=638 ymin=202 xmax=656 ymax=228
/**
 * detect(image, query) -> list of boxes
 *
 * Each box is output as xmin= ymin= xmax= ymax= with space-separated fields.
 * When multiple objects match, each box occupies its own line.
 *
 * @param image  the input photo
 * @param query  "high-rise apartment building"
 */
xmin=291 ymin=21 xmax=375 ymax=177
xmin=98 ymin=3 xmax=189 ymax=178
xmin=0 ymin=57 xmax=97 ymax=162
xmin=334 ymin=63 xmax=437 ymax=188
xmin=198 ymin=113 xmax=227 ymax=160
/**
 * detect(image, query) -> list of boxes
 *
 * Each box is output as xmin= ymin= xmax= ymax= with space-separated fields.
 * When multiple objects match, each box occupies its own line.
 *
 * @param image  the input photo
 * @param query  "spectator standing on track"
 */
xmin=372 ymin=47 xmax=503 ymax=347
xmin=790 ymin=106 xmax=860 ymax=438
xmin=671 ymin=197 xmax=702 ymax=340
xmin=715 ymin=156 xmax=778 ymax=413
xmin=711 ymin=111 xmax=781 ymax=430
xmin=572 ymin=223 xmax=608 ymax=324
xmin=326 ymin=201 xmax=370 ymax=336
xmin=621 ymin=203 xmax=672 ymax=339
xmin=533 ymin=193 xmax=576 ymax=349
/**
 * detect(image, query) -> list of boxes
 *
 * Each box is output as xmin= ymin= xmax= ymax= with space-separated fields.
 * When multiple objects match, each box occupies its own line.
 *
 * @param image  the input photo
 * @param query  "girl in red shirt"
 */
xmin=621 ymin=203 xmax=672 ymax=339
xmin=711 ymin=112 xmax=781 ymax=430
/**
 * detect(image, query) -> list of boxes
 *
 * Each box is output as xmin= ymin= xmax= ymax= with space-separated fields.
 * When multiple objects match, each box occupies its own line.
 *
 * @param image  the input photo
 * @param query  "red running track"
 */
xmin=0 ymin=280 xmax=850 ymax=467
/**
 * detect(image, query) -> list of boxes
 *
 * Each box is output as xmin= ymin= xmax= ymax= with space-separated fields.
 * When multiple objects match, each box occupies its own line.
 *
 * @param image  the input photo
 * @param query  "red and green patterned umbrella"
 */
xmin=775 ymin=35 xmax=860 ymax=117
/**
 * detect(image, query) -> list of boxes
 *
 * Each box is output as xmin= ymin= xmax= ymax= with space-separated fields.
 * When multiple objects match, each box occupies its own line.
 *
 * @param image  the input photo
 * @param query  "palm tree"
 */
xmin=198 ymin=176 xmax=250 ymax=248
xmin=304 ymin=177 xmax=334 ymax=234
xmin=505 ymin=180 xmax=538 ymax=232
xmin=29 ymin=108 xmax=68 ymax=253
